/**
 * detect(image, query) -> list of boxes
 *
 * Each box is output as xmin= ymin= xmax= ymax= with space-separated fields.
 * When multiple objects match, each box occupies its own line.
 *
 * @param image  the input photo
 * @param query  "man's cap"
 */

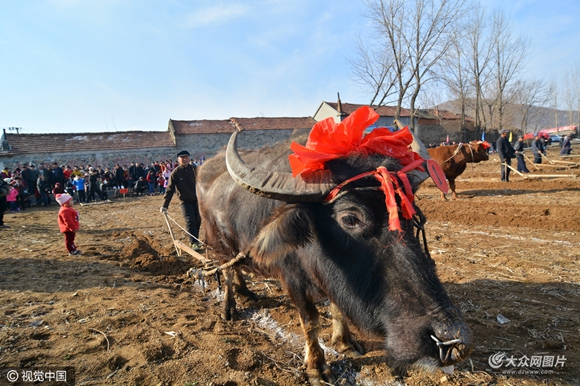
xmin=55 ymin=193 xmax=73 ymax=206
xmin=177 ymin=150 xmax=190 ymax=158
xmin=500 ymin=129 xmax=509 ymax=134
xmin=518 ymin=135 xmax=524 ymax=139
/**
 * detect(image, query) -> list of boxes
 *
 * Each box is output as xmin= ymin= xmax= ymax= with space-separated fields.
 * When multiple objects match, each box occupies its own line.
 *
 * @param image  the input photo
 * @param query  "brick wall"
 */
xmin=1 ymin=130 xmax=296 ymax=170
xmin=1 ymin=147 xmax=176 ymax=170
xmin=176 ymin=129 xmax=294 ymax=159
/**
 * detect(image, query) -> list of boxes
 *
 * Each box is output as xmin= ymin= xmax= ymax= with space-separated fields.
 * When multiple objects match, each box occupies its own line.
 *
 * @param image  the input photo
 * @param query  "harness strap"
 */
xmin=442 ymin=143 xmax=464 ymax=164
xmin=324 ymin=159 xmax=423 ymax=232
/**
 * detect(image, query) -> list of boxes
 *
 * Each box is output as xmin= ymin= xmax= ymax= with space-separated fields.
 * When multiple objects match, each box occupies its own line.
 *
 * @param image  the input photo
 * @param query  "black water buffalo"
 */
xmin=196 ymin=122 xmax=473 ymax=384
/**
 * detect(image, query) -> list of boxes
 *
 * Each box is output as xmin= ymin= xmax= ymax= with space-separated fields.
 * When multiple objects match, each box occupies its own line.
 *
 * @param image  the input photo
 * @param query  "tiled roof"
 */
xmin=1 ymin=131 xmax=175 ymax=156
xmin=170 ymin=119 xmax=235 ymax=134
xmin=170 ymin=117 xmax=316 ymax=135
xmin=325 ymin=102 xmax=413 ymax=117
xmin=231 ymin=117 xmax=316 ymax=131
xmin=325 ymin=102 xmax=473 ymax=121
xmin=421 ymin=108 xmax=473 ymax=121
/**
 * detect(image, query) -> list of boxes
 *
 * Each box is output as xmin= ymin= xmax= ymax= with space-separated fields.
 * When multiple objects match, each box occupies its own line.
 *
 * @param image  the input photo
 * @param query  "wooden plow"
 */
xmin=504 ymin=163 xmax=578 ymax=180
xmin=162 ymin=211 xmax=211 ymax=263
xmin=523 ymin=154 xmax=578 ymax=171
xmin=161 ymin=212 xmax=247 ymax=289
xmin=558 ymin=154 xmax=580 ymax=159
xmin=541 ymin=152 xmax=580 ymax=167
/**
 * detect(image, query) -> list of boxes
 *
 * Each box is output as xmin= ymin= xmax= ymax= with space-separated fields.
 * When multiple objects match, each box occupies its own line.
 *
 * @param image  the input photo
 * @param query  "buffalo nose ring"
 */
xmin=430 ymin=335 xmax=462 ymax=363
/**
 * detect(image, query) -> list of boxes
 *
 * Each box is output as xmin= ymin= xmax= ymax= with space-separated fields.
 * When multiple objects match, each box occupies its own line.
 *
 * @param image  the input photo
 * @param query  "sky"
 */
xmin=1 ymin=0 xmax=579 ymax=134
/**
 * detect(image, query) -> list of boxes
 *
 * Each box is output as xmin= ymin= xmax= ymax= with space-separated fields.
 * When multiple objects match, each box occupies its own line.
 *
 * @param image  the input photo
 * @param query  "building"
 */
xmin=1 ymin=100 xmax=476 ymax=171
xmin=314 ymin=101 xmax=476 ymax=143
xmin=0 ymin=117 xmax=315 ymax=170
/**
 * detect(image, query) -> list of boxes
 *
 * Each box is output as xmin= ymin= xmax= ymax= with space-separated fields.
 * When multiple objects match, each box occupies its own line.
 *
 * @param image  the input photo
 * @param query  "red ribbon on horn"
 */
xmin=289 ymin=106 xmax=426 ymax=232
xmin=288 ymin=106 xmax=424 ymax=177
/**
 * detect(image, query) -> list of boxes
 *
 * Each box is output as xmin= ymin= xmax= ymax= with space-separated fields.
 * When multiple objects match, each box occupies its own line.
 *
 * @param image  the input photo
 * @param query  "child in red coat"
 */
xmin=56 ymin=193 xmax=81 ymax=255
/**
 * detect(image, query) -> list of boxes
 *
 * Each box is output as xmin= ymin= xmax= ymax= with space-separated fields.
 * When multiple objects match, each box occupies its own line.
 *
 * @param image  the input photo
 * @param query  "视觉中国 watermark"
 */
xmin=488 ymin=351 xmax=567 ymax=375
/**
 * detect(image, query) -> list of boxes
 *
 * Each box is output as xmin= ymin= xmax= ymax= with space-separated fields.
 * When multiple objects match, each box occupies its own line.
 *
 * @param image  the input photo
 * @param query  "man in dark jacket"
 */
xmin=51 ymin=162 xmax=65 ymax=186
xmin=87 ymin=168 xmax=105 ymax=202
xmin=560 ymin=135 xmax=572 ymax=155
xmin=496 ymin=129 xmax=515 ymax=182
xmin=0 ymin=178 xmax=9 ymax=228
xmin=160 ymin=150 xmax=202 ymax=250
xmin=37 ymin=173 xmax=49 ymax=207
xmin=513 ymin=135 xmax=530 ymax=173
xmin=134 ymin=177 xmax=148 ymax=196
xmin=531 ymin=133 xmax=545 ymax=164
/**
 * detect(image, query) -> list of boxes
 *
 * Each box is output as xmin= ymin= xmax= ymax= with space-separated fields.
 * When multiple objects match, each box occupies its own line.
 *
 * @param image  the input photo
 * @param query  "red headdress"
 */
xmin=288 ymin=106 xmax=425 ymax=232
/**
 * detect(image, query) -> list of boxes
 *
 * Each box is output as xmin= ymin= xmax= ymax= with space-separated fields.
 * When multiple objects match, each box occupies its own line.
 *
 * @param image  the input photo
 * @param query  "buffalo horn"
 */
xmin=408 ymin=131 xmax=431 ymax=185
xmin=225 ymin=131 xmax=335 ymax=202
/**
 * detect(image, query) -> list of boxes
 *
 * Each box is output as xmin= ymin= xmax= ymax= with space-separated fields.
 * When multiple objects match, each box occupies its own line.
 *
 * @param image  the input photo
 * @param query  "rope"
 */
xmin=441 ymin=143 xmax=464 ymax=164
xmin=441 ymin=142 xmax=477 ymax=165
xmin=164 ymin=212 xmax=212 ymax=250
xmin=186 ymin=252 xmax=247 ymax=292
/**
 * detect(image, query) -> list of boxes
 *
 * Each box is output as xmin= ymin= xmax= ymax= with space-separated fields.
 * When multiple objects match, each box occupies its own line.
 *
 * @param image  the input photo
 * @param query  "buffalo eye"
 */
xmin=339 ymin=213 xmax=364 ymax=229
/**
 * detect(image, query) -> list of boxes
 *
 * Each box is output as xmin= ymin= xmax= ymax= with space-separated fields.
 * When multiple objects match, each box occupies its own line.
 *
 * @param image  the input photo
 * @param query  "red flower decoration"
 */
xmin=289 ymin=106 xmax=423 ymax=177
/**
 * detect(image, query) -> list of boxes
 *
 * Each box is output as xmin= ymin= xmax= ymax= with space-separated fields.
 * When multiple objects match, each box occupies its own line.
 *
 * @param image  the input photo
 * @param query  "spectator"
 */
xmin=114 ymin=164 xmax=124 ymax=188
xmin=102 ymin=167 xmax=114 ymax=190
xmin=51 ymin=162 xmax=65 ymax=186
xmin=53 ymin=182 xmax=65 ymax=195
xmin=72 ymin=175 xmax=87 ymax=204
xmin=136 ymin=163 xmax=145 ymax=181
xmin=128 ymin=162 xmax=137 ymax=186
xmin=13 ymin=176 xmax=30 ymax=210
xmin=55 ymin=193 xmax=81 ymax=255
xmin=6 ymin=181 xmax=19 ymax=212
xmin=71 ymin=166 xmax=83 ymax=179
xmin=160 ymin=150 xmax=202 ymax=250
xmin=531 ymin=133 xmax=545 ymax=164
xmin=20 ymin=164 xmax=36 ymax=197
xmin=63 ymin=165 xmax=72 ymax=182
xmin=87 ymin=168 xmax=105 ymax=202
xmin=496 ymin=129 xmax=515 ymax=182
xmin=146 ymin=169 xmax=156 ymax=196
xmin=0 ymin=178 xmax=9 ymax=228
xmin=1 ymin=167 xmax=10 ymax=179
xmin=122 ymin=165 xmax=130 ymax=188
xmin=560 ymin=135 xmax=572 ymax=155
xmin=65 ymin=178 xmax=76 ymax=200
xmin=513 ymin=135 xmax=530 ymax=173
xmin=37 ymin=173 xmax=49 ymax=207
xmin=157 ymin=175 xmax=166 ymax=194
xmin=134 ymin=176 xmax=147 ymax=196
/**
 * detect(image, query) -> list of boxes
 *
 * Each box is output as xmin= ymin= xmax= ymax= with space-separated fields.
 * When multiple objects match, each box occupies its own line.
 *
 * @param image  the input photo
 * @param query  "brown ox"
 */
xmin=427 ymin=141 xmax=490 ymax=200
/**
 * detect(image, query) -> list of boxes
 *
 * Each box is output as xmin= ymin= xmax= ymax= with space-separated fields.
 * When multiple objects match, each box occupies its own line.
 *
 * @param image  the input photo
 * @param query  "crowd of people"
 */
xmin=0 ymin=157 xmax=206 ymax=213
xmin=1 ymin=152 xmax=206 ymax=257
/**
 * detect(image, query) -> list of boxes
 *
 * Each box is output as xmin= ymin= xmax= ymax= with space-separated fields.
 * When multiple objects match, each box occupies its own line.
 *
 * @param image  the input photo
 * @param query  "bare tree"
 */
xmin=548 ymin=79 xmax=559 ymax=128
xmin=441 ymin=39 xmax=471 ymax=131
xmin=512 ymin=79 xmax=549 ymax=134
xmin=463 ymin=2 xmax=493 ymax=131
xmin=357 ymin=0 xmax=468 ymax=136
xmin=486 ymin=10 xmax=529 ymax=131
xmin=348 ymin=36 xmax=398 ymax=106
xmin=563 ymin=69 xmax=574 ymax=126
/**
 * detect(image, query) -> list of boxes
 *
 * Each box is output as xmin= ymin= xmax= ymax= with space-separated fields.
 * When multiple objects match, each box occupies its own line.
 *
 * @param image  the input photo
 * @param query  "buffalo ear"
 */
xmin=250 ymin=204 xmax=314 ymax=266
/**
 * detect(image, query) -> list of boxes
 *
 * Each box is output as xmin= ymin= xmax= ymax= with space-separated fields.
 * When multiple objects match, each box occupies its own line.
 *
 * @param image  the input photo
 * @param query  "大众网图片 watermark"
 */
xmin=488 ymin=351 xmax=566 ymax=375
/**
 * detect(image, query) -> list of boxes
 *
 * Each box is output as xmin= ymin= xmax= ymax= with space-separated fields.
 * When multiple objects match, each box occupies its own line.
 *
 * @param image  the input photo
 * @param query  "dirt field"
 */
xmin=1 ymin=146 xmax=579 ymax=386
